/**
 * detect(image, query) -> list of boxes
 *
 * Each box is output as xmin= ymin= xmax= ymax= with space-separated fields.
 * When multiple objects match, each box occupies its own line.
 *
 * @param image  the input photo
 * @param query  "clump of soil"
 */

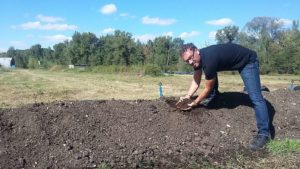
xmin=0 ymin=89 xmax=300 ymax=168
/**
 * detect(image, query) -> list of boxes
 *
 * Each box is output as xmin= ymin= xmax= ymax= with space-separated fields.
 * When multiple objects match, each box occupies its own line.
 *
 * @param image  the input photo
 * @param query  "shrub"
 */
xmin=260 ymin=64 xmax=272 ymax=75
xmin=28 ymin=57 xmax=39 ymax=69
xmin=144 ymin=64 xmax=162 ymax=76
xmin=49 ymin=65 xmax=64 ymax=71
xmin=177 ymin=60 xmax=193 ymax=73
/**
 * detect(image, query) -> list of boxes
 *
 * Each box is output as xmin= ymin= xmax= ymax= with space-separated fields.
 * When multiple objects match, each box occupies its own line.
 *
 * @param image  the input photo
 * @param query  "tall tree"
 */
xmin=100 ymin=30 xmax=135 ymax=66
xmin=152 ymin=36 xmax=171 ymax=69
xmin=67 ymin=32 xmax=98 ymax=65
xmin=243 ymin=17 xmax=285 ymax=67
xmin=143 ymin=40 xmax=155 ymax=64
xmin=29 ymin=44 xmax=43 ymax=60
xmin=130 ymin=40 xmax=145 ymax=65
xmin=215 ymin=25 xmax=239 ymax=44
xmin=6 ymin=47 xmax=16 ymax=58
xmin=53 ymin=42 xmax=69 ymax=65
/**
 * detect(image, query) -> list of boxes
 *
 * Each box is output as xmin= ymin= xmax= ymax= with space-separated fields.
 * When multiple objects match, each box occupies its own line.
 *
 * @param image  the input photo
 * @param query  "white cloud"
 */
xmin=102 ymin=28 xmax=115 ymax=34
xmin=179 ymin=31 xmax=200 ymax=39
xmin=36 ymin=14 xmax=64 ymax=23
xmin=134 ymin=34 xmax=156 ymax=43
xmin=19 ymin=21 xmax=77 ymax=31
xmin=206 ymin=18 xmax=233 ymax=26
xmin=142 ymin=16 xmax=176 ymax=26
xmin=100 ymin=4 xmax=117 ymax=15
xmin=162 ymin=32 xmax=173 ymax=37
xmin=208 ymin=31 xmax=217 ymax=39
xmin=276 ymin=18 xmax=293 ymax=26
xmin=20 ymin=21 xmax=40 ymax=29
xmin=42 ymin=34 xmax=71 ymax=43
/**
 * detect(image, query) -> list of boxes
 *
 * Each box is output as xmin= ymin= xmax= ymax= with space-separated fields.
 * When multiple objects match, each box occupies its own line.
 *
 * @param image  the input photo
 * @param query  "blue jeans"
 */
xmin=239 ymin=58 xmax=270 ymax=137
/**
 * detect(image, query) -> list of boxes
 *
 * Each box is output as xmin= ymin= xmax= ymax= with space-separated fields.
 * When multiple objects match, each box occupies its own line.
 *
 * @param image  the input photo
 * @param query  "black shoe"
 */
xmin=249 ymin=134 xmax=270 ymax=151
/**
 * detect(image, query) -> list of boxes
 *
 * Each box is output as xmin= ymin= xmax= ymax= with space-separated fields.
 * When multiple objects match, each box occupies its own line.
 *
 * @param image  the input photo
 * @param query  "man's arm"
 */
xmin=193 ymin=77 xmax=216 ymax=104
xmin=185 ymin=69 xmax=202 ymax=98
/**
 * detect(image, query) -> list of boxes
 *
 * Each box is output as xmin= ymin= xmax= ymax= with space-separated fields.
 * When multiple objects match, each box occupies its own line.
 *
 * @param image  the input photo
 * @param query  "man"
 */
xmin=177 ymin=43 xmax=271 ymax=150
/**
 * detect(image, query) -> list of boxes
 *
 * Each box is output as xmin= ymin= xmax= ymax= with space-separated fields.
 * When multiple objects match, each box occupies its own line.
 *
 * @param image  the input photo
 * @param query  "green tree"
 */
xmin=272 ymin=28 xmax=300 ymax=74
xmin=113 ymin=30 xmax=134 ymax=66
xmin=67 ymin=32 xmax=98 ymax=65
xmin=29 ymin=44 xmax=43 ymax=60
xmin=89 ymin=39 xmax=104 ymax=66
xmin=143 ymin=40 xmax=155 ymax=64
xmin=28 ymin=56 xmax=39 ymax=69
xmin=6 ymin=47 xmax=16 ymax=58
xmin=215 ymin=25 xmax=239 ymax=44
xmin=242 ymin=17 xmax=285 ymax=73
xmin=131 ymin=41 xmax=145 ymax=65
xmin=7 ymin=47 xmax=29 ymax=68
xmin=100 ymin=30 xmax=136 ymax=66
xmin=53 ymin=42 xmax=69 ymax=65
xmin=152 ymin=36 xmax=171 ymax=70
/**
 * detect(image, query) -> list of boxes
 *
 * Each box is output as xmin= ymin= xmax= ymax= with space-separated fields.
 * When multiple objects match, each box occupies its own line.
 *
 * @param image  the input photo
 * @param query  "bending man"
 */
xmin=178 ymin=43 xmax=271 ymax=150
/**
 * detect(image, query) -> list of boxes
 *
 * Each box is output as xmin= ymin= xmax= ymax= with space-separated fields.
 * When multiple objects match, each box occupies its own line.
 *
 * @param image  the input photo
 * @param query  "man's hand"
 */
xmin=187 ymin=101 xmax=198 ymax=107
xmin=179 ymin=101 xmax=198 ymax=111
xmin=181 ymin=101 xmax=197 ymax=111
xmin=176 ymin=95 xmax=191 ymax=105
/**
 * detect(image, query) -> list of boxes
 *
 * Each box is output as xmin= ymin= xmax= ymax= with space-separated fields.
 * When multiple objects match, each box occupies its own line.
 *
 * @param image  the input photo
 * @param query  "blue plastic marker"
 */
xmin=158 ymin=82 xmax=163 ymax=97
xmin=288 ymin=80 xmax=294 ymax=91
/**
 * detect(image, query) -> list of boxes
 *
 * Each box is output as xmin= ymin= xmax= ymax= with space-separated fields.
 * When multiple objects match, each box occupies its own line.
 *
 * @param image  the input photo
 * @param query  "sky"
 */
xmin=0 ymin=0 xmax=299 ymax=52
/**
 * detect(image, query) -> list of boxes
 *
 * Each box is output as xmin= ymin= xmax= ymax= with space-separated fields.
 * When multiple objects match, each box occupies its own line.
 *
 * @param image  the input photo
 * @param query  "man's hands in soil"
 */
xmin=176 ymin=97 xmax=198 ymax=111
xmin=181 ymin=101 xmax=197 ymax=111
xmin=178 ymin=95 xmax=191 ymax=103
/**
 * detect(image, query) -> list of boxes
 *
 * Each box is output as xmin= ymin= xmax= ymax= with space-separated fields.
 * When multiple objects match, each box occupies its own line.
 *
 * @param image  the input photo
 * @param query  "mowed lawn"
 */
xmin=0 ymin=68 xmax=299 ymax=108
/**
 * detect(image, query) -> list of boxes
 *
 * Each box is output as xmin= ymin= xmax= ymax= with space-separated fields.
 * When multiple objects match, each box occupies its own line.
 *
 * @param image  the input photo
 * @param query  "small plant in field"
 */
xmin=98 ymin=163 xmax=109 ymax=169
xmin=267 ymin=139 xmax=300 ymax=154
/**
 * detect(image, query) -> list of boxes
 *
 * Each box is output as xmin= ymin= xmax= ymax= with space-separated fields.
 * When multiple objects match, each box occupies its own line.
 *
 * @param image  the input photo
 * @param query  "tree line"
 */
xmin=1 ymin=16 xmax=300 ymax=74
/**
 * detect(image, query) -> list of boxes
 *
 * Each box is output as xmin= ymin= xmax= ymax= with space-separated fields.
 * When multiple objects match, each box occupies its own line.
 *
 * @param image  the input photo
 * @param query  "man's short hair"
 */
xmin=179 ymin=43 xmax=197 ymax=56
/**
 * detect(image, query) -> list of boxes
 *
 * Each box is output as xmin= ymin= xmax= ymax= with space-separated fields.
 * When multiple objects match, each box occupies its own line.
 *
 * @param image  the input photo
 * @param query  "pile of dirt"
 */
xmin=0 ymin=89 xmax=300 ymax=168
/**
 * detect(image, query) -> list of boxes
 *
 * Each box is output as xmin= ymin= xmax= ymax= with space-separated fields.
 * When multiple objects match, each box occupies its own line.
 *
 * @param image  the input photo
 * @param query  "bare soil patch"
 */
xmin=1 ymin=89 xmax=300 ymax=168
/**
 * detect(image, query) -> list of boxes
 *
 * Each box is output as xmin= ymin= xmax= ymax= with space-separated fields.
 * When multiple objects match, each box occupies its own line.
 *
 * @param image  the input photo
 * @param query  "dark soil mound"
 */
xmin=1 ymin=89 xmax=300 ymax=168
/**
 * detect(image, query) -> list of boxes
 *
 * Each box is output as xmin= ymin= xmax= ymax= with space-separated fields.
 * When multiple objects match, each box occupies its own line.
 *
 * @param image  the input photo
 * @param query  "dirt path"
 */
xmin=1 ymin=89 xmax=299 ymax=168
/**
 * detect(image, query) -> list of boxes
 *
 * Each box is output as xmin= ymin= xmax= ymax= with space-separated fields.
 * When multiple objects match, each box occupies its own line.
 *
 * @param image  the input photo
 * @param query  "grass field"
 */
xmin=0 ymin=68 xmax=299 ymax=108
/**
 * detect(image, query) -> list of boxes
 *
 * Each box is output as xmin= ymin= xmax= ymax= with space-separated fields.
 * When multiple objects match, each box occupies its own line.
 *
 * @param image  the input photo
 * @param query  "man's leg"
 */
xmin=240 ymin=59 xmax=270 ymax=150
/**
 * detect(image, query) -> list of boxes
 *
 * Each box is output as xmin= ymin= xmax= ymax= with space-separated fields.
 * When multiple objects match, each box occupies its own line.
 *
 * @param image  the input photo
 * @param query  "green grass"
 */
xmin=267 ymin=139 xmax=300 ymax=155
xmin=1 ymin=69 xmax=300 ymax=108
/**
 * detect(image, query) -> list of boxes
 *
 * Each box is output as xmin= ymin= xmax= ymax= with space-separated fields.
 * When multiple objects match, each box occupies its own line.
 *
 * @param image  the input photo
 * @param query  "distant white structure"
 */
xmin=0 ymin=57 xmax=12 ymax=68
xmin=69 ymin=64 xmax=74 ymax=69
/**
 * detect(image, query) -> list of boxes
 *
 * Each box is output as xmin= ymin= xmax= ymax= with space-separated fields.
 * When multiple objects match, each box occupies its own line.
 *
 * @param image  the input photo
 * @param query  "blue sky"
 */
xmin=0 ymin=0 xmax=299 ymax=52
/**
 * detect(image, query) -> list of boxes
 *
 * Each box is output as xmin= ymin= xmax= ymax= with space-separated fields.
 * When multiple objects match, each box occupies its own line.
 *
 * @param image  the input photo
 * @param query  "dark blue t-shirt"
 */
xmin=195 ymin=43 xmax=256 ymax=80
